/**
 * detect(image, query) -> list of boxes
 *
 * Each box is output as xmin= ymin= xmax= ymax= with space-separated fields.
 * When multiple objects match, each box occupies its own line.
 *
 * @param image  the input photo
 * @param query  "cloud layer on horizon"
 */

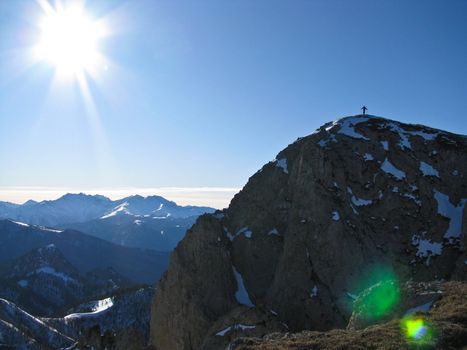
xmin=0 ymin=187 xmax=240 ymax=209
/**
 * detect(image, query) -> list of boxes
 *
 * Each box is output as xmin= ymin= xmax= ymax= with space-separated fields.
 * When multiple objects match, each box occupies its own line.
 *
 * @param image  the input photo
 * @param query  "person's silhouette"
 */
xmin=361 ymin=106 xmax=368 ymax=115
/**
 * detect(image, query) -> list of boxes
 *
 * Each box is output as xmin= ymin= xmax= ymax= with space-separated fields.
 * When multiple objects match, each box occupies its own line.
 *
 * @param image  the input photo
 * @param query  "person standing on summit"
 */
xmin=361 ymin=106 xmax=368 ymax=115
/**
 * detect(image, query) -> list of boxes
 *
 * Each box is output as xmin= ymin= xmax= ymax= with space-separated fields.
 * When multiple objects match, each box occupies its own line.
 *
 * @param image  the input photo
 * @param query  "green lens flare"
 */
xmin=363 ymin=280 xmax=400 ymax=319
xmin=353 ymin=268 xmax=401 ymax=324
xmin=401 ymin=316 xmax=436 ymax=346
xmin=405 ymin=318 xmax=427 ymax=339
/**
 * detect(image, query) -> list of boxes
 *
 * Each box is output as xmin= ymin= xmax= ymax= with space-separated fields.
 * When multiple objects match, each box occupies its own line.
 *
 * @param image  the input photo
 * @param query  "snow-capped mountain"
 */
xmin=0 ymin=194 xmax=214 ymax=252
xmin=48 ymin=286 xmax=154 ymax=350
xmin=0 ymin=223 xmax=157 ymax=348
xmin=65 ymin=213 xmax=197 ymax=251
xmin=100 ymin=194 xmax=214 ymax=219
xmin=0 ymin=219 xmax=169 ymax=284
xmin=0 ymin=193 xmax=215 ymax=227
xmin=0 ymin=245 xmax=132 ymax=317
xmin=0 ymin=285 xmax=154 ymax=350
xmin=59 ymin=194 xmax=214 ymax=251
xmin=0 ymin=193 xmax=115 ymax=227
xmin=0 ymin=298 xmax=75 ymax=349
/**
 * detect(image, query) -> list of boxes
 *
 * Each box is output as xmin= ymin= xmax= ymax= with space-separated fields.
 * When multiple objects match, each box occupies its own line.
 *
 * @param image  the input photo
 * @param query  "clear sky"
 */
xmin=0 ymin=0 xmax=466 ymax=207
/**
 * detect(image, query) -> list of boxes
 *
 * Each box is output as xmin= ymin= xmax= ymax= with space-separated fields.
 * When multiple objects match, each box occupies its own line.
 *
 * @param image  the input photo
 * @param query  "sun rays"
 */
xmin=29 ymin=0 xmax=119 ymax=181
xmin=34 ymin=0 xmax=107 ymax=78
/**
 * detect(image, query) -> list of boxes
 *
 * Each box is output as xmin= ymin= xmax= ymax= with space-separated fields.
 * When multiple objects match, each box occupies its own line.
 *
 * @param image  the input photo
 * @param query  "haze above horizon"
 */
xmin=1 ymin=0 xmax=466 ymax=207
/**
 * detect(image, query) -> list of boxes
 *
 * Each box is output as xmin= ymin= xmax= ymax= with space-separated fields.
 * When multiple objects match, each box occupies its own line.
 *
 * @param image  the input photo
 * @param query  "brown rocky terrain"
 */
xmin=150 ymin=115 xmax=467 ymax=350
xmin=231 ymin=281 xmax=467 ymax=350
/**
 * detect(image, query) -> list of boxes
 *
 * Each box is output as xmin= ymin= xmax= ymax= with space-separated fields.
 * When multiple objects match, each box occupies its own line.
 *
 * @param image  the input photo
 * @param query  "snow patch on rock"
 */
xmin=64 ymin=297 xmax=114 ymax=319
xmin=420 ymin=161 xmax=439 ymax=177
xmin=275 ymin=158 xmax=288 ymax=174
xmin=412 ymin=234 xmax=443 ymax=265
xmin=268 ymin=228 xmax=279 ymax=235
xmin=232 ymin=267 xmax=254 ymax=307
xmin=381 ymin=158 xmax=406 ymax=180
xmin=100 ymin=202 xmax=130 ymax=219
xmin=236 ymin=227 xmax=253 ymax=238
xmin=215 ymin=324 xmax=256 ymax=336
xmin=402 ymin=193 xmax=422 ymax=206
xmin=347 ymin=187 xmax=373 ymax=206
xmin=216 ymin=326 xmax=232 ymax=336
xmin=434 ymin=190 xmax=467 ymax=240
xmin=335 ymin=117 xmax=370 ymax=140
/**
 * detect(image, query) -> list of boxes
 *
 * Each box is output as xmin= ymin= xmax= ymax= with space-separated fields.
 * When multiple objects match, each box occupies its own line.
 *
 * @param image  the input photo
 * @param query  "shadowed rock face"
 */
xmin=150 ymin=115 xmax=467 ymax=350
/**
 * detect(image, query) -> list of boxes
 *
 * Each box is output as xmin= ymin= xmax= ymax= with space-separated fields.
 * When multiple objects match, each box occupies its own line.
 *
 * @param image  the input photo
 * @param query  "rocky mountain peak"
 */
xmin=150 ymin=115 xmax=467 ymax=350
xmin=3 ymin=244 xmax=80 ymax=281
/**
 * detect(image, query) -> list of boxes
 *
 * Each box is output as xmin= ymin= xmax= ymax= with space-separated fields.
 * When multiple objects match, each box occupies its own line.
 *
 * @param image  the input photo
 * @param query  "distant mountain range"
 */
xmin=0 ymin=219 xmax=169 ymax=284
xmin=64 ymin=214 xmax=197 ymax=251
xmin=0 ymin=193 xmax=215 ymax=226
xmin=0 ymin=194 xmax=182 ymax=348
xmin=0 ymin=193 xmax=215 ymax=251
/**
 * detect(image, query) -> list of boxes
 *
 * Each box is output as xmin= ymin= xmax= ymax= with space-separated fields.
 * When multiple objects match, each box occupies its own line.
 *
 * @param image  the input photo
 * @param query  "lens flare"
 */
xmin=351 ymin=268 xmax=401 ymax=324
xmin=363 ymin=280 xmax=400 ymax=319
xmin=405 ymin=318 xmax=427 ymax=339
xmin=401 ymin=316 xmax=436 ymax=346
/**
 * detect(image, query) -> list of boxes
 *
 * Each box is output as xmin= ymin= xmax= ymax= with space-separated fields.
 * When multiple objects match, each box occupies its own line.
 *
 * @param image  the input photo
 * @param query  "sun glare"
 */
xmin=34 ymin=2 xmax=106 ymax=76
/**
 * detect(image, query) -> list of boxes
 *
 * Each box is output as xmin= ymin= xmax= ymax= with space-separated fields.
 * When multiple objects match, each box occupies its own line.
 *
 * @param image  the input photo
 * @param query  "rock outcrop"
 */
xmin=346 ymin=280 xmax=443 ymax=330
xmin=150 ymin=115 xmax=467 ymax=350
xmin=231 ymin=281 xmax=467 ymax=350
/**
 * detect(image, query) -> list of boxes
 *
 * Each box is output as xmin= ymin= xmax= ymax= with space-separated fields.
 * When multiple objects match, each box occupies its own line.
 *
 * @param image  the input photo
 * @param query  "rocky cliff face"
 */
xmin=150 ymin=115 xmax=467 ymax=350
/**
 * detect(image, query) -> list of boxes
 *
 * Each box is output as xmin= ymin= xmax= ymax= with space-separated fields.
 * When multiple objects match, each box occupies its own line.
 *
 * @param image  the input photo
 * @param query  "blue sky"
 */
xmin=0 ymin=0 xmax=466 ymax=206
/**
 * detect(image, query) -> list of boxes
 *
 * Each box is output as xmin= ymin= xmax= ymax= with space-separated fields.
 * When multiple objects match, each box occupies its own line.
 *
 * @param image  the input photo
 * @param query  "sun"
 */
xmin=34 ymin=1 xmax=106 ymax=75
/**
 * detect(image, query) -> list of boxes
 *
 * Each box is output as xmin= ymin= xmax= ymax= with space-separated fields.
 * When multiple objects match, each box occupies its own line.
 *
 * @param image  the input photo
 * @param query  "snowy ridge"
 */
xmin=316 ymin=115 xmax=464 ymax=151
xmin=8 ymin=219 xmax=63 ymax=233
xmin=0 ymin=298 xmax=75 ymax=348
xmin=100 ymin=202 xmax=130 ymax=219
xmin=10 ymin=220 xmax=29 ymax=227
xmin=64 ymin=297 xmax=114 ymax=320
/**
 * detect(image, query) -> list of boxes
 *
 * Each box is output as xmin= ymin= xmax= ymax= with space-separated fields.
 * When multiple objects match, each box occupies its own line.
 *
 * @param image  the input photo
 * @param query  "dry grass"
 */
xmin=232 ymin=282 xmax=467 ymax=350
